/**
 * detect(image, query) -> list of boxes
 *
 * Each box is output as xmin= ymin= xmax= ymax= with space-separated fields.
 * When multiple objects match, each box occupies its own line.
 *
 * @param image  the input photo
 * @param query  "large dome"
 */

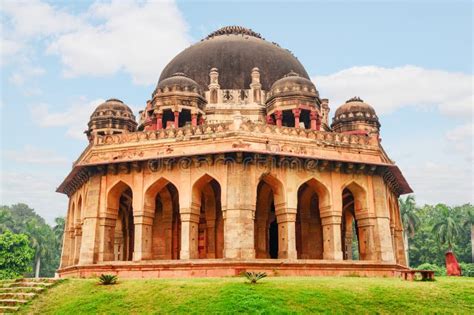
xmin=159 ymin=26 xmax=310 ymax=91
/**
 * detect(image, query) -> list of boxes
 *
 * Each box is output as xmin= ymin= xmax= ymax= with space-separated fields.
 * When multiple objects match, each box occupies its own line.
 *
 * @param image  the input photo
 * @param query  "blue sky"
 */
xmin=0 ymin=0 xmax=472 ymax=224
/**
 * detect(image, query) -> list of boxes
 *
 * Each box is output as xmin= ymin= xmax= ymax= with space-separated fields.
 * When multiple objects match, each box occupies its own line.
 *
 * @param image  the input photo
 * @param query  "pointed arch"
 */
xmin=254 ymin=173 xmax=285 ymax=259
xmin=144 ymin=178 xmax=181 ymax=260
xmin=342 ymin=180 xmax=368 ymax=216
xmin=105 ymin=180 xmax=134 ymax=261
xmin=295 ymin=178 xmax=329 ymax=259
xmin=192 ymin=173 xmax=223 ymax=259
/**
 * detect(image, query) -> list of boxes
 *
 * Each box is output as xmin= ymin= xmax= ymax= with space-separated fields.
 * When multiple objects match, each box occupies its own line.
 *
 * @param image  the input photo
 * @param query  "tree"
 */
xmin=432 ymin=204 xmax=461 ymax=252
xmin=464 ymin=207 xmax=474 ymax=262
xmin=53 ymin=217 xmax=65 ymax=247
xmin=399 ymin=195 xmax=420 ymax=266
xmin=0 ymin=230 xmax=35 ymax=279
xmin=0 ymin=207 xmax=14 ymax=233
xmin=25 ymin=219 xmax=54 ymax=278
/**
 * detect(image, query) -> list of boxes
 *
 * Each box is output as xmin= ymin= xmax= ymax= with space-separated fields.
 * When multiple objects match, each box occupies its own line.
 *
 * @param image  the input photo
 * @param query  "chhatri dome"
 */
xmin=58 ymin=26 xmax=412 ymax=279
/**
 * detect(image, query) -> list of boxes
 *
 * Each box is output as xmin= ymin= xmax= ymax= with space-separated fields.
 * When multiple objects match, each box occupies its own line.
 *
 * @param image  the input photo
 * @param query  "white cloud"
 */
xmin=8 ymin=66 xmax=45 ymax=86
xmin=47 ymin=0 xmax=189 ymax=84
xmin=30 ymin=98 xmax=105 ymax=140
xmin=0 ymin=171 xmax=68 ymax=224
xmin=2 ymin=0 xmax=189 ymax=85
xmin=1 ymin=0 xmax=84 ymax=38
xmin=313 ymin=66 xmax=473 ymax=118
xmin=4 ymin=145 xmax=69 ymax=165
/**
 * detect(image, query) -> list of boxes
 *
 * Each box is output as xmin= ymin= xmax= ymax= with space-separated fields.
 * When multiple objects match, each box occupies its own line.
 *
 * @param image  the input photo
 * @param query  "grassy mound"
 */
xmin=21 ymin=276 xmax=473 ymax=314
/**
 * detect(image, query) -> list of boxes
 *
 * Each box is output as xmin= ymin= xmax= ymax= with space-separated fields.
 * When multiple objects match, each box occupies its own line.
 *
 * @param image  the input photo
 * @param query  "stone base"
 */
xmin=58 ymin=260 xmax=409 ymax=278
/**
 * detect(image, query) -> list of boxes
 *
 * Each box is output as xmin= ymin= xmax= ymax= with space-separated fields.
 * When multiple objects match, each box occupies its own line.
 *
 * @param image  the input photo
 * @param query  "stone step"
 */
xmin=0 ymin=287 xmax=45 ymax=293
xmin=0 ymin=278 xmax=58 ymax=284
xmin=0 ymin=293 xmax=36 ymax=300
xmin=0 ymin=305 xmax=20 ymax=313
xmin=0 ymin=299 xmax=28 ymax=306
xmin=1 ymin=282 xmax=52 ymax=288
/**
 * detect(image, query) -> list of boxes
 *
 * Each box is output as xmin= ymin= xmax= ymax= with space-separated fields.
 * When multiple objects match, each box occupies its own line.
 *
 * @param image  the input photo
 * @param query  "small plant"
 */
xmin=244 ymin=271 xmax=267 ymax=284
xmin=99 ymin=274 xmax=118 ymax=285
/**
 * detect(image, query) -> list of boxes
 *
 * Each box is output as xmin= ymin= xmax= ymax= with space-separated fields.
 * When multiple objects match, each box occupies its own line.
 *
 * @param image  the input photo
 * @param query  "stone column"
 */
xmin=310 ymin=111 xmax=318 ymax=130
xmin=275 ymin=205 xmax=297 ymax=260
xmin=266 ymin=115 xmax=274 ymax=125
xmin=394 ymin=228 xmax=407 ymax=265
xmin=275 ymin=110 xmax=283 ymax=127
xmin=205 ymin=219 xmax=216 ymax=258
xmin=98 ymin=216 xmax=116 ymax=261
xmin=320 ymin=212 xmax=343 ymax=260
xmin=357 ymin=217 xmax=377 ymax=261
xmin=73 ymin=225 xmax=82 ymax=265
xmin=66 ymin=228 xmax=76 ymax=266
xmin=174 ymin=111 xmax=179 ymax=128
xmin=191 ymin=113 xmax=198 ymax=127
xmin=156 ymin=113 xmax=163 ymax=130
xmin=180 ymin=207 xmax=200 ymax=259
xmin=133 ymin=209 xmax=154 ymax=261
xmin=223 ymin=162 xmax=256 ymax=259
xmin=292 ymin=109 xmax=301 ymax=128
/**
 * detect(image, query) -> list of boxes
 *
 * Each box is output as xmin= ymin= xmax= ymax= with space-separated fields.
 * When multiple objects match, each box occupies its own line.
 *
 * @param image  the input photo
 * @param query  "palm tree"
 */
xmin=25 ymin=219 xmax=51 ymax=278
xmin=464 ymin=207 xmax=474 ymax=263
xmin=432 ymin=204 xmax=461 ymax=252
xmin=53 ymin=217 xmax=65 ymax=247
xmin=399 ymin=195 xmax=420 ymax=267
xmin=0 ymin=208 xmax=14 ymax=233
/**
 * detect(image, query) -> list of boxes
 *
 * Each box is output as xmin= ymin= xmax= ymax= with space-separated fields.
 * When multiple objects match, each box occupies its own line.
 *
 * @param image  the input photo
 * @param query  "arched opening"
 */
xmin=151 ymin=183 xmax=181 ymax=260
xmin=282 ymin=110 xmax=295 ymax=127
xmin=296 ymin=183 xmax=324 ymax=259
xmin=193 ymin=175 xmax=224 ymax=259
xmin=179 ymin=109 xmax=191 ymax=127
xmin=162 ymin=109 xmax=175 ymax=128
xmin=114 ymin=187 xmax=134 ymax=261
xmin=68 ymin=202 xmax=76 ymax=266
xmin=341 ymin=188 xmax=360 ymax=260
xmin=255 ymin=178 xmax=283 ymax=259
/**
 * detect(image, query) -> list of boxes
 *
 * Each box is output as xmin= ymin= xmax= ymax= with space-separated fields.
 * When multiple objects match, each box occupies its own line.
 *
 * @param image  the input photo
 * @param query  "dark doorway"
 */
xmin=269 ymin=218 xmax=279 ymax=259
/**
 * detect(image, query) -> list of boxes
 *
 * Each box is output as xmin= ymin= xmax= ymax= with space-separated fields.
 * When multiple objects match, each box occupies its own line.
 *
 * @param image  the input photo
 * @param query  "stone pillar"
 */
xmin=133 ymin=210 xmax=154 ymax=261
xmin=394 ymin=228 xmax=407 ymax=265
xmin=98 ymin=217 xmax=116 ymax=261
xmin=191 ymin=113 xmax=198 ymax=127
xmin=275 ymin=110 xmax=283 ymax=128
xmin=206 ymin=219 xmax=216 ymax=258
xmin=275 ymin=205 xmax=297 ymax=260
xmin=66 ymin=228 xmax=76 ymax=266
xmin=292 ymin=109 xmax=301 ymax=128
xmin=73 ymin=225 xmax=82 ymax=265
xmin=357 ymin=217 xmax=377 ymax=261
xmin=266 ymin=115 xmax=274 ymax=125
xmin=320 ymin=212 xmax=343 ymax=260
xmin=174 ymin=111 xmax=179 ymax=128
xmin=310 ymin=111 xmax=318 ymax=130
xmin=180 ymin=208 xmax=199 ymax=259
xmin=156 ymin=113 xmax=163 ymax=130
xmin=223 ymin=162 xmax=256 ymax=259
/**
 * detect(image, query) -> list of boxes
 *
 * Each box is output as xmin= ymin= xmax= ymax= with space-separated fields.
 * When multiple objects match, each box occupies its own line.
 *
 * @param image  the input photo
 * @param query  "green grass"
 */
xmin=20 ymin=276 xmax=474 ymax=314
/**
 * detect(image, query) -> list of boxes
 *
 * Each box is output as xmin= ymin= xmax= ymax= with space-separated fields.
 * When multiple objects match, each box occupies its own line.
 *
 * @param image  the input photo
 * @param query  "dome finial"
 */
xmin=346 ymin=96 xmax=363 ymax=103
xmin=205 ymin=26 xmax=263 ymax=40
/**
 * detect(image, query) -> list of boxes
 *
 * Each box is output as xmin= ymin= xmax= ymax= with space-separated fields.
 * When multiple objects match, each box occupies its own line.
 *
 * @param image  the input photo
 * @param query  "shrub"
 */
xmin=244 ymin=272 xmax=267 ymax=284
xmin=99 ymin=274 xmax=118 ymax=285
xmin=459 ymin=263 xmax=474 ymax=277
xmin=416 ymin=263 xmax=446 ymax=276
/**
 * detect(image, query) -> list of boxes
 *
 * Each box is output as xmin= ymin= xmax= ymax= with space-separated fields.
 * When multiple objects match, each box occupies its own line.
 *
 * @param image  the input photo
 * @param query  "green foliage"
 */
xmin=432 ymin=204 xmax=462 ymax=251
xmin=0 ymin=203 xmax=65 ymax=277
xmin=399 ymin=195 xmax=420 ymax=238
xmin=244 ymin=271 xmax=267 ymax=284
xmin=459 ymin=263 xmax=474 ymax=277
xmin=0 ymin=230 xmax=34 ymax=279
xmin=99 ymin=274 xmax=118 ymax=285
xmin=416 ymin=263 xmax=446 ymax=276
xmin=405 ymin=203 xmax=473 ymax=267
